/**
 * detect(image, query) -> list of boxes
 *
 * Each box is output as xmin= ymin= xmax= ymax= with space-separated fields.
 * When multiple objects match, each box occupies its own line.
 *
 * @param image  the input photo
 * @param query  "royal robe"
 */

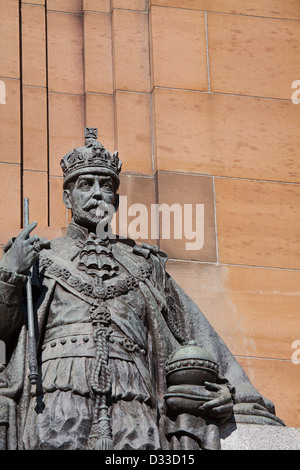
xmin=0 ymin=223 xmax=284 ymax=450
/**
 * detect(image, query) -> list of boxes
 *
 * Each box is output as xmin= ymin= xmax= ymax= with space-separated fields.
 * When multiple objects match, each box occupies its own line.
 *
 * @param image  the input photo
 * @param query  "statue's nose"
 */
xmin=93 ymin=180 xmax=103 ymax=199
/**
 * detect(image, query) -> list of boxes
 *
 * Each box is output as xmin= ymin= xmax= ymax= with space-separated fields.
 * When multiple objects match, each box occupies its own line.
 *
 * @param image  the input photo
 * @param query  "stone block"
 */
xmin=113 ymin=9 xmax=151 ymax=92
xmin=116 ymin=91 xmax=153 ymax=175
xmin=84 ymin=12 xmax=113 ymax=94
xmin=208 ymin=13 xmax=300 ymax=100
xmin=220 ymin=423 xmax=300 ymax=450
xmin=215 ymin=178 xmax=300 ymax=269
xmin=150 ymin=6 xmax=208 ymax=91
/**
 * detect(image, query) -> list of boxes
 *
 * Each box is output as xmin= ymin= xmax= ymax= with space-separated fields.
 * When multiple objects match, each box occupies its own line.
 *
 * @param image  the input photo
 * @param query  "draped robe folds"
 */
xmin=0 ymin=224 xmax=284 ymax=450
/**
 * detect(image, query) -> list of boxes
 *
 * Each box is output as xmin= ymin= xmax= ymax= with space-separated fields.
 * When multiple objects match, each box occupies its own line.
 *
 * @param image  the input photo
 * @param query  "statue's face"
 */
xmin=64 ymin=173 xmax=118 ymax=230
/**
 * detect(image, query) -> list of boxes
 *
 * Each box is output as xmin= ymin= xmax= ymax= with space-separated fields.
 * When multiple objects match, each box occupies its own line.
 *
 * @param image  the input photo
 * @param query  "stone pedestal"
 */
xmin=220 ymin=423 xmax=300 ymax=450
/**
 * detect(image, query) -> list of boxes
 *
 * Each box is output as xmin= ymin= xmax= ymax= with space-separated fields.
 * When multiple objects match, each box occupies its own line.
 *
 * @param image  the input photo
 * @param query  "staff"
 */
xmin=24 ymin=198 xmax=39 ymax=385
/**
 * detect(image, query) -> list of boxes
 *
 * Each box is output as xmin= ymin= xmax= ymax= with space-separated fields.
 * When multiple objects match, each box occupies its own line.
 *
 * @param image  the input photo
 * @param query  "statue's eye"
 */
xmin=78 ymin=180 xmax=92 ymax=190
xmin=102 ymin=181 xmax=113 ymax=191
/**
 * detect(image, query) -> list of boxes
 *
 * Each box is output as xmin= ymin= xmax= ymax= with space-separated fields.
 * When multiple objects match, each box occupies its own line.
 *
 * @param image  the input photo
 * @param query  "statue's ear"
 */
xmin=63 ymin=189 xmax=72 ymax=210
xmin=113 ymin=193 xmax=119 ymax=213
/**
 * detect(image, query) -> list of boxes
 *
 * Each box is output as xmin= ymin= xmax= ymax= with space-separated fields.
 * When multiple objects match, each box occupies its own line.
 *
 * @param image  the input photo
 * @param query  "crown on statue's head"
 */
xmin=60 ymin=127 xmax=122 ymax=189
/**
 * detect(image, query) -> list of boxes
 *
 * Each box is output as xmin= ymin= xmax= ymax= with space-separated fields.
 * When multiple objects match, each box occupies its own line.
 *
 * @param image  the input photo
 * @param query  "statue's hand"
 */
xmin=198 ymin=382 xmax=233 ymax=424
xmin=0 ymin=222 xmax=50 ymax=275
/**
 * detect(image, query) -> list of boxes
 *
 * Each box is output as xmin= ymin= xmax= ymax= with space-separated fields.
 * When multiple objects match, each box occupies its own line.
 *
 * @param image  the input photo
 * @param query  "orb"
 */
xmin=165 ymin=341 xmax=219 ymax=387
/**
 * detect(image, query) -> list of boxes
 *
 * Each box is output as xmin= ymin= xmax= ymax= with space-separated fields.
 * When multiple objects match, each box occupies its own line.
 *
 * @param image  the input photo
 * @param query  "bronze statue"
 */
xmin=0 ymin=129 xmax=284 ymax=450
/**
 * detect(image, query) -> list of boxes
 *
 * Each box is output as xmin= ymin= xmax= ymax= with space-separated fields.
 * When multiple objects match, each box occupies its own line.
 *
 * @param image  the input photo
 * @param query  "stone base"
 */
xmin=220 ymin=423 xmax=300 ymax=450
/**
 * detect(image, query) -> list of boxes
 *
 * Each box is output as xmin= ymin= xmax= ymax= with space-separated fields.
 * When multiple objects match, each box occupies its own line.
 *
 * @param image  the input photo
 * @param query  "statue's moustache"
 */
xmin=83 ymin=201 xmax=109 ymax=212
xmin=82 ymin=201 xmax=113 ymax=220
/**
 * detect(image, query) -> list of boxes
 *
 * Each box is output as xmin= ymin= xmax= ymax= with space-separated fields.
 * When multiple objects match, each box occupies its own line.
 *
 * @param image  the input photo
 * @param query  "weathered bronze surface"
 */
xmin=0 ymin=129 xmax=284 ymax=450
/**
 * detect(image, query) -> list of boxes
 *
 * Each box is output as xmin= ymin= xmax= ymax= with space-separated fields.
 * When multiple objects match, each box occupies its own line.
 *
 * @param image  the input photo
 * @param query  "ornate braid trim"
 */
xmin=39 ymin=255 xmax=152 ymax=301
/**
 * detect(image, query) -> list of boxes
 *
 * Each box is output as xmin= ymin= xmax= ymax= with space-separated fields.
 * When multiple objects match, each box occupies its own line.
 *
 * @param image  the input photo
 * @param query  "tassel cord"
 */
xmin=89 ymin=300 xmax=114 ymax=450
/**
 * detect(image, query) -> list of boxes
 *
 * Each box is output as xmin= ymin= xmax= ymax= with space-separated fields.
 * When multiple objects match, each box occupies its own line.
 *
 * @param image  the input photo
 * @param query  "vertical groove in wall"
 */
xmin=148 ymin=4 xmax=156 ymax=178
xmin=82 ymin=0 xmax=87 ymax=130
xmin=83 ymin=8 xmax=87 ymax=130
xmin=148 ymin=4 xmax=159 ymax=247
xmin=81 ymin=2 xmax=86 ymax=227
xmin=154 ymin=171 xmax=160 ymax=249
xmin=150 ymin=91 xmax=156 ymax=178
xmin=19 ymin=0 xmax=24 ymax=228
xmin=212 ymin=176 xmax=219 ymax=264
xmin=45 ymin=0 xmax=50 ymax=226
xmin=204 ymin=11 xmax=211 ymax=93
xmin=111 ymin=8 xmax=118 ymax=151
xmin=80 ymin=1 xmax=86 ymax=228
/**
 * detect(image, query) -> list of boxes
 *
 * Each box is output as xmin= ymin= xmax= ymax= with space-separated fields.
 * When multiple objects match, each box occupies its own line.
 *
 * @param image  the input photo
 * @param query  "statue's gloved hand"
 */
xmin=0 ymin=222 xmax=50 ymax=275
xmin=232 ymin=402 xmax=285 ymax=426
xmin=198 ymin=382 xmax=233 ymax=424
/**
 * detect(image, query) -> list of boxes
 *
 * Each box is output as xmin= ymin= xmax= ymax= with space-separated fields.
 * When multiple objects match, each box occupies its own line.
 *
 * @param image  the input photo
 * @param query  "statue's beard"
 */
xmin=71 ymin=201 xmax=114 ymax=231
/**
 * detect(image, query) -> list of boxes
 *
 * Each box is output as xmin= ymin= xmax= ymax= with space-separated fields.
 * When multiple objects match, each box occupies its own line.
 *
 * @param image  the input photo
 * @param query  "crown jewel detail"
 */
xmin=60 ymin=128 xmax=122 ymax=187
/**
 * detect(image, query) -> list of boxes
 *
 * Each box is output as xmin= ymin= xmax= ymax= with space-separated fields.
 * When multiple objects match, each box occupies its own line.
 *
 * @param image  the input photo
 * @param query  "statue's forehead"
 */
xmin=76 ymin=173 xmax=113 ymax=181
xmin=71 ymin=172 xmax=116 ymax=191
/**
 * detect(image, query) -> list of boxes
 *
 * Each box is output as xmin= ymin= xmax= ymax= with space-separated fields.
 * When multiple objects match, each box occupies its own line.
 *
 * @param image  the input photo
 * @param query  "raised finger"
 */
xmin=19 ymin=221 xmax=38 ymax=240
